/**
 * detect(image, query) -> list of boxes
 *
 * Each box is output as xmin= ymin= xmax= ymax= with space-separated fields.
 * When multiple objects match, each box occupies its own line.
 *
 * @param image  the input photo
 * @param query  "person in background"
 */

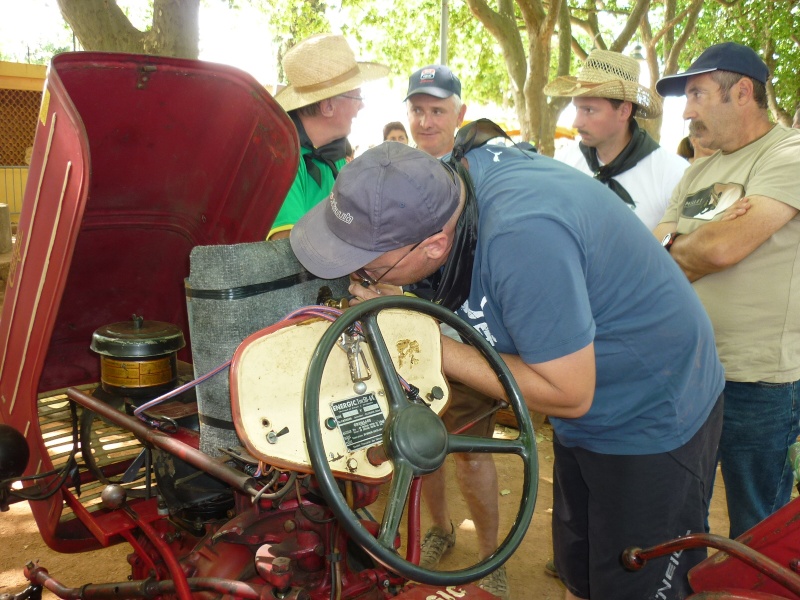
xmin=401 ymin=64 xmax=507 ymax=599
xmin=290 ymin=140 xmax=724 ymax=600
xmin=792 ymin=106 xmax=800 ymax=129
xmin=678 ymin=135 xmax=716 ymax=164
xmin=654 ymin=41 xmax=800 ymax=539
xmin=267 ymin=33 xmax=388 ymax=240
xmin=345 ymin=139 xmax=355 ymax=163
xmin=406 ymin=65 xmax=467 ymax=158
xmin=677 ymin=136 xmax=694 ymax=161
xmin=544 ymin=49 xmax=688 ymax=230
xmin=383 ymin=121 xmax=409 ymax=143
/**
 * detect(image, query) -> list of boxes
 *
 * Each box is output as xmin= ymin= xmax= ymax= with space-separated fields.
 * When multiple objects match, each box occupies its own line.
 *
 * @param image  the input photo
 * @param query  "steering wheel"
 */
xmin=303 ymin=295 xmax=538 ymax=586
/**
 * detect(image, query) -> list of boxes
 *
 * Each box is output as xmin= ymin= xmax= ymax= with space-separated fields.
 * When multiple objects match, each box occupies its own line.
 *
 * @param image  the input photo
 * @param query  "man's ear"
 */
xmin=422 ymin=231 xmax=451 ymax=260
xmin=734 ymin=77 xmax=754 ymax=104
xmin=320 ymin=97 xmax=336 ymax=117
xmin=457 ymin=103 xmax=468 ymax=126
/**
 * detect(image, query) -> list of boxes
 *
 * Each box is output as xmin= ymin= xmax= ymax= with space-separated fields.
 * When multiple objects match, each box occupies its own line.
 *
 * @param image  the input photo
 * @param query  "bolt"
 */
xmin=272 ymin=557 xmax=291 ymax=574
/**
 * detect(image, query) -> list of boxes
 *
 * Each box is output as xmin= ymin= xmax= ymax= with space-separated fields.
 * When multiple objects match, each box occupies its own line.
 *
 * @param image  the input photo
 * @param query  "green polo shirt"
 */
xmin=268 ymin=147 xmax=346 ymax=239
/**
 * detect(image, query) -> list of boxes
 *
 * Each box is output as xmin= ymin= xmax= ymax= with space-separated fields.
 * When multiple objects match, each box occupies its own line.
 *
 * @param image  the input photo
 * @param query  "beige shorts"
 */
xmin=441 ymin=380 xmax=500 ymax=438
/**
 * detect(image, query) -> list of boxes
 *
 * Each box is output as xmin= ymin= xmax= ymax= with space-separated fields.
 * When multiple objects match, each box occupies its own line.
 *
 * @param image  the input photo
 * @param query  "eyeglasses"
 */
xmin=339 ymin=94 xmax=364 ymax=102
xmin=354 ymin=230 xmax=442 ymax=288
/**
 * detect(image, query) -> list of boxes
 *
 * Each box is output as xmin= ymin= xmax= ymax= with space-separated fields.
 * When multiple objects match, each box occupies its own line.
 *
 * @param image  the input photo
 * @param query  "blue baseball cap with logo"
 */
xmin=656 ymin=42 xmax=769 ymax=97
xmin=404 ymin=65 xmax=462 ymax=101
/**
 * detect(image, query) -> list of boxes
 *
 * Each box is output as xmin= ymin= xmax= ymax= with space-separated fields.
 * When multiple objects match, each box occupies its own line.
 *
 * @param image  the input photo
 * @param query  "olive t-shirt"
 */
xmin=661 ymin=125 xmax=800 ymax=382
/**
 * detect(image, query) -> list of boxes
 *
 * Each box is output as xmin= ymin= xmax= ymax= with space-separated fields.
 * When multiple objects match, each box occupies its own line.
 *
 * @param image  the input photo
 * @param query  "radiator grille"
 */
xmin=38 ymin=391 xmax=150 ymax=521
xmin=0 ymin=88 xmax=41 ymax=166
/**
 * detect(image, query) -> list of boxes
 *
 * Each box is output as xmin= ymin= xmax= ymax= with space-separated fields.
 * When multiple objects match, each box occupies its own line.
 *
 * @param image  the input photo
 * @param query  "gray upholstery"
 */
xmin=185 ymin=238 xmax=350 ymax=456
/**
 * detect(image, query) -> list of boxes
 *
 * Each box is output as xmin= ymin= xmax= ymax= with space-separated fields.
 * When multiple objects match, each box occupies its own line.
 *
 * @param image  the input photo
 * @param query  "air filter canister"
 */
xmin=91 ymin=315 xmax=185 ymax=399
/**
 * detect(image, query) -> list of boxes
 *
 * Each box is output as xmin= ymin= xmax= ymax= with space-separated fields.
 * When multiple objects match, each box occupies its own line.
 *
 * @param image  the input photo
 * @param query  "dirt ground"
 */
xmin=0 ymin=421 xmax=731 ymax=600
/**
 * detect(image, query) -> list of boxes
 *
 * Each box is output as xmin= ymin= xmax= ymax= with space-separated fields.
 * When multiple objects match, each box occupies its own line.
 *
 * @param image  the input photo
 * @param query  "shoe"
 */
xmin=479 ymin=565 xmax=509 ymax=600
xmin=545 ymin=558 xmax=560 ymax=579
xmin=419 ymin=522 xmax=456 ymax=569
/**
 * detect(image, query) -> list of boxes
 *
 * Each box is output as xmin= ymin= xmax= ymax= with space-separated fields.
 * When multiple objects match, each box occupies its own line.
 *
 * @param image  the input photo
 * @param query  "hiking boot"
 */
xmin=419 ymin=522 xmax=456 ymax=569
xmin=479 ymin=565 xmax=509 ymax=600
xmin=545 ymin=557 xmax=560 ymax=579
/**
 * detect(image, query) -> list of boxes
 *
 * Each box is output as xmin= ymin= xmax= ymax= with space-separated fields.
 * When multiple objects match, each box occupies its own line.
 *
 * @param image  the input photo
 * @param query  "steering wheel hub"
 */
xmin=387 ymin=404 xmax=448 ymax=474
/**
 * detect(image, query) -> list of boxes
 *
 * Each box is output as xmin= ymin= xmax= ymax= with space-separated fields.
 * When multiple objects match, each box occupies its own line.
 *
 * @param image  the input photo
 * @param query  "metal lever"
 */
xmin=338 ymin=331 xmax=371 ymax=384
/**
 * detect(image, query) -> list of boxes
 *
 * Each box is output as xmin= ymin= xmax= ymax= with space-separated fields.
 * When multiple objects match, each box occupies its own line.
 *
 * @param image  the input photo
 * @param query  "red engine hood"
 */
xmin=0 ymin=51 xmax=298 ymax=549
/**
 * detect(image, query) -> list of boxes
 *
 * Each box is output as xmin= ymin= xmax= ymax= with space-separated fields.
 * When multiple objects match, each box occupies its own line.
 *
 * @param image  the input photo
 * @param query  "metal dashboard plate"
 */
xmin=230 ymin=309 xmax=449 ymax=483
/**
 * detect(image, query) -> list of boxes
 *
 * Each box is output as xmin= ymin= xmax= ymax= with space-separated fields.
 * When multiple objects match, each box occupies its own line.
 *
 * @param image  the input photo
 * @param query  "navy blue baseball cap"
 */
xmin=404 ymin=65 xmax=461 ymax=101
xmin=656 ymin=42 xmax=769 ymax=97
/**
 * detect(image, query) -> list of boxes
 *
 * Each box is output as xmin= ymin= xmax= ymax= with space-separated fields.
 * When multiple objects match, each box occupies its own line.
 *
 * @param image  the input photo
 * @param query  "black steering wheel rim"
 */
xmin=303 ymin=295 xmax=538 ymax=585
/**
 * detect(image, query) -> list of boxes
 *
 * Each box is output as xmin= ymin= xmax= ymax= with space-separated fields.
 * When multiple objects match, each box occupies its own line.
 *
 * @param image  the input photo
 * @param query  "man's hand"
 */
xmin=719 ymin=197 xmax=751 ymax=221
xmin=347 ymin=276 xmax=403 ymax=305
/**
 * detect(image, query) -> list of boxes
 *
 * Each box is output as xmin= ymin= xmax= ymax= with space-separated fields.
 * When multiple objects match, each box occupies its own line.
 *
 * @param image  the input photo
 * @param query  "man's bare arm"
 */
xmin=669 ymin=195 xmax=797 ymax=281
xmin=441 ymin=336 xmax=596 ymax=419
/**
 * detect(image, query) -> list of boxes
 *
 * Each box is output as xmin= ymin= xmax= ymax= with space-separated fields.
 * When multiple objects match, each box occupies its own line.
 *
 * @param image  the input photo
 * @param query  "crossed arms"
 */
xmin=653 ymin=195 xmax=799 ymax=282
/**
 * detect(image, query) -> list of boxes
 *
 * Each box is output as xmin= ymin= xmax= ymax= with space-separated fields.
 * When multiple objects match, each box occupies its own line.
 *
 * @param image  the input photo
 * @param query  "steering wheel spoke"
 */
xmin=447 ymin=433 xmax=531 ymax=457
xmin=377 ymin=460 xmax=415 ymax=549
xmin=359 ymin=311 xmax=410 ymax=411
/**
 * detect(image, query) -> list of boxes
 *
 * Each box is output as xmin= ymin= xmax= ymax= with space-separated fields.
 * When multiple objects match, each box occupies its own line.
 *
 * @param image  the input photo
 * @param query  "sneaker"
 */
xmin=479 ymin=565 xmax=509 ymax=600
xmin=419 ymin=522 xmax=456 ymax=569
xmin=545 ymin=558 xmax=560 ymax=579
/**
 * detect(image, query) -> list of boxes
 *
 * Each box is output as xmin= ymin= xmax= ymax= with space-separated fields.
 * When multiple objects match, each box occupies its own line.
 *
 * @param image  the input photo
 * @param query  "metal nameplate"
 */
xmin=330 ymin=393 xmax=386 ymax=452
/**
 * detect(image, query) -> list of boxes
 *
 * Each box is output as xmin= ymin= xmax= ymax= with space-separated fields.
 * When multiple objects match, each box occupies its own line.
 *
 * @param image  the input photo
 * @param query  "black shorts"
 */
xmin=552 ymin=394 xmax=723 ymax=600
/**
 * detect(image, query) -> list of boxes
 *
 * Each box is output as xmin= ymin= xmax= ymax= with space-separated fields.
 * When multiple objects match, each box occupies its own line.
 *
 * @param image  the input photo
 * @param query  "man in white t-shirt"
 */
xmin=544 ymin=49 xmax=688 ymax=229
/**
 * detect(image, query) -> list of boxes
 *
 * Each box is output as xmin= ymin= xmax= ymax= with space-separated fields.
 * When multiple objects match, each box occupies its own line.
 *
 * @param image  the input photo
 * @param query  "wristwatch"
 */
xmin=661 ymin=232 xmax=681 ymax=252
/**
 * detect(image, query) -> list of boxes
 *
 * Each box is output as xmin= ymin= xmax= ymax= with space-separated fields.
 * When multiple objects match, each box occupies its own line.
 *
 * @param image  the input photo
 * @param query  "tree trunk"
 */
xmin=56 ymin=0 xmax=199 ymax=59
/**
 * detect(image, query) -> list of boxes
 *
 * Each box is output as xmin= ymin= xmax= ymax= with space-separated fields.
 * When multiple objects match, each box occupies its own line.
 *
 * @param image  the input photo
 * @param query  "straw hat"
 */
xmin=275 ymin=33 xmax=389 ymax=112
xmin=543 ymin=49 xmax=662 ymax=119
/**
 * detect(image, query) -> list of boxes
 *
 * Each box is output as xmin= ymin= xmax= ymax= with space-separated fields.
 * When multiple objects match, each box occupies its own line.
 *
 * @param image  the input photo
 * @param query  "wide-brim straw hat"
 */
xmin=275 ymin=33 xmax=389 ymax=112
xmin=543 ymin=49 xmax=662 ymax=119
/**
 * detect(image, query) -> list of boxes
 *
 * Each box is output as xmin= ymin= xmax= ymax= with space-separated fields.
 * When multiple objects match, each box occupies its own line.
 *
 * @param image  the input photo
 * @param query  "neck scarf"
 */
xmin=290 ymin=112 xmax=347 ymax=187
xmin=579 ymin=120 xmax=659 ymax=207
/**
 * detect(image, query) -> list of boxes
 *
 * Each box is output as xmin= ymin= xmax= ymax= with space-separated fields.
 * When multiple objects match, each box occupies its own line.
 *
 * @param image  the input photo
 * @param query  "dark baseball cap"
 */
xmin=290 ymin=143 xmax=461 ymax=279
xmin=656 ymin=42 xmax=769 ymax=97
xmin=404 ymin=65 xmax=462 ymax=101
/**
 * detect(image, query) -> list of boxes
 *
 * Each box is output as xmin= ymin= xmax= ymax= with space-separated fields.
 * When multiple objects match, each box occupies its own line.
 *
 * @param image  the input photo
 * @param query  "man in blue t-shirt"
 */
xmin=290 ymin=141 xmax=725 ymax=600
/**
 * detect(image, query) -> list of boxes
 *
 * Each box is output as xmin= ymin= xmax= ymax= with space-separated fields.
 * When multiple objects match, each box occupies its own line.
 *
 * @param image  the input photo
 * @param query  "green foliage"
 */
xmin=254 ymin=0 xmax=332 ymax=69
xmin=262 ymin=0 xmax=512 ymax=105
xmin=24 ymin=42 xmax=74 ymax=65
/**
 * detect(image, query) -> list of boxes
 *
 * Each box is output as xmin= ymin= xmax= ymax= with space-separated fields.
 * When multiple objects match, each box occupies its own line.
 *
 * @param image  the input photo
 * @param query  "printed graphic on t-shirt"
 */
xmin=457 ymin=297 xmax=498 ymax=346
xmin=681 ymin=182 xmax=744 ymax=220
xmin=486 ymin=148 xmax=503 ymax=162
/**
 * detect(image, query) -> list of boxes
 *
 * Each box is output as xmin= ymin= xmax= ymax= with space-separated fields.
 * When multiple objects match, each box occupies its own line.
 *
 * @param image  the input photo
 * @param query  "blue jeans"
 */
xmin=718 ymin=379 xmax=800 ymax=539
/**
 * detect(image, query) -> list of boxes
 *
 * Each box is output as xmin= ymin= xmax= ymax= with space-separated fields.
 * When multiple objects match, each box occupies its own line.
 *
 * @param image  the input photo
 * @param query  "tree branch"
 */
xmin=56 ymin=0 xmax=143 ymax=52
